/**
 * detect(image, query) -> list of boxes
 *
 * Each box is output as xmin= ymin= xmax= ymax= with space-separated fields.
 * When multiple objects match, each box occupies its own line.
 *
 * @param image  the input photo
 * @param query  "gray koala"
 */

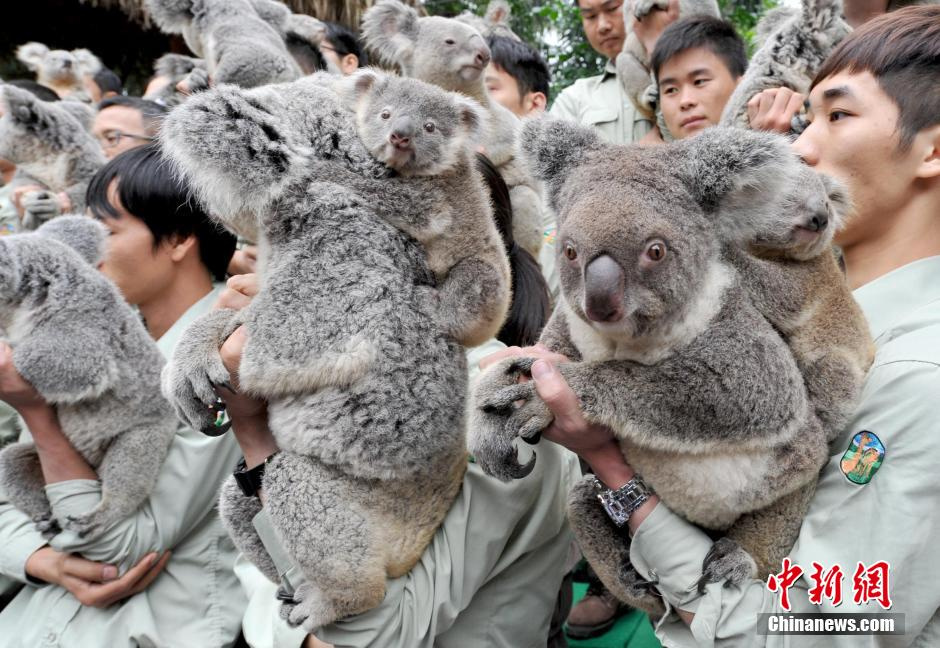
xmin=159 ymin=74 xmax=471 ymax=630
xmin=16 ymin=42 xmax=101 ymax=102
xmin=0 ymin=84 xmax=105 ymax=218
xmin=720 ymin=0 xmax=850 ymax=130
xmin=362 ymin=0 xmax=546 ymax=260
xmin=146 ymin=53 xmax=208 ymax=107
xmin=468 ymin=120 xmax=831 ymax=614
xmin=617 ymin=0 xmax=720 ymax=122
xmin=145 ymin=0 xmax=300 ymax=89
xmin=0 ymin=216 xmax=176 ymax=538
xmin=455 ymin=0 xmax=520 ymax=41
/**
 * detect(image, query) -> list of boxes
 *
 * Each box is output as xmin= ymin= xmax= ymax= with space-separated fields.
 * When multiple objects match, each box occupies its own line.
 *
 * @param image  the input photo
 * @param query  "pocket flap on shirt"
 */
xmin=581 ymin=107 xmax=619 ymax=126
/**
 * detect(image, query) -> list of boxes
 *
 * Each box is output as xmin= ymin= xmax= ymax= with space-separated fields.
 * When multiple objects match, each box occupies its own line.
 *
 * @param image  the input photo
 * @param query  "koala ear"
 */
xmin=517 ymin=117 xmax=604 ymax=207
xmin=1 ymin=85 xmax=40 ymax=126
xmin=35 ymin=216 xmax=108 ymax=266
xmin=339 ymin=68 xmax=388 ymax=110
xmin=71 ymin=49 xmax=102 ymax=76
xmin=361 ymin=0 xmax=420 ymax=69
xmin=485 ymin=0 xmax=512 ymax=27
xmin=58 ymin=99 xmax=95 ymax=132
xmin=456 ymin=97 xmax=484 ymax=143
xmin=16 ymin=42 xmax=49 ymax=71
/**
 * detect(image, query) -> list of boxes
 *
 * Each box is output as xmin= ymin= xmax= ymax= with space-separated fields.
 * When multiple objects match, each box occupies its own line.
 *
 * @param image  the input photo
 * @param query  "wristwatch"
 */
xmin=233 ymin=453 xmax=278 ymax=498
xmin=594 ymin=475 xmax=654 ymax=527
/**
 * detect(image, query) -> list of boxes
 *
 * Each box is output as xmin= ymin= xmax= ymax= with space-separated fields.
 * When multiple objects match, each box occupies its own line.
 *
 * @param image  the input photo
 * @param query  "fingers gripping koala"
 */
xmin=362 ymin=0 xmax=546 ymax=260
xmin=616 ymin=0 xmax=720 ymax=121
xmin=468 ymin=119 xmax=830 ymax=613
xmin=0 ymin=85 xmax=105 ymax=218
xmin=160 ymin=77 xmax=471 ymax=630
xmin=0 ymin=217 xmax=176 ymax=538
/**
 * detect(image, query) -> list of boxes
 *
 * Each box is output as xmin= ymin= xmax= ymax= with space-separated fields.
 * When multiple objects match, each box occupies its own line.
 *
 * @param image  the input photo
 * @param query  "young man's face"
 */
xmin=658 ymin=47 xmax=740 ymax=139
xmin=92 ymin=106 xmax=151 ymax=159
xmin=578 ymin=0 xmax=626 ymax=60
xmin=485 ymin=64 xmax=545 ymax=117
xmin=793 ymin=71 xmax=922 ymax=248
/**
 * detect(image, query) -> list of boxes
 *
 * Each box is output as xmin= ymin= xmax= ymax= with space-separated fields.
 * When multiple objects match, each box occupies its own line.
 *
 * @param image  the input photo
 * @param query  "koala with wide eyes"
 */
xmin=16 ymin=42 xmax=101 ymax=101
xmin=468 ymin=120 xmax=833 ymax=614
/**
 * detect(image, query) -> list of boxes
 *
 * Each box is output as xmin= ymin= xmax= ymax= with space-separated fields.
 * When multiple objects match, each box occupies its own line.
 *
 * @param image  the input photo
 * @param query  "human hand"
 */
xmin=11 ymin=184 xmax=45 ymax=219
xmin=214 ymin=273 xmax=259 ymax=311
xmin=632 ymin=0 xmax=680 ymax=56
xmin=0 ymin=342 xmax=50 ymax=416
xmin=227 ymin=246 xmax=258 ymax=276
xmin=746 ymin=88 xmax=805 ymax=133
xmin=304 ymin=636 xmax=334 ymax=648
xmin=25 ymin=547 xmax=171 ymax=608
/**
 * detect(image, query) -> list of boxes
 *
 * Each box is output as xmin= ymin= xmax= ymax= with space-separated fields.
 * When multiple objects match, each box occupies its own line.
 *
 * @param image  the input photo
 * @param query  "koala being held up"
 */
xmin=469 ymin=120 xmax=838 ymax=614
xmin=16 ymin=42 xmax=101 ymax=101
xmin=0 ymin=217 xmax=176 ymax=538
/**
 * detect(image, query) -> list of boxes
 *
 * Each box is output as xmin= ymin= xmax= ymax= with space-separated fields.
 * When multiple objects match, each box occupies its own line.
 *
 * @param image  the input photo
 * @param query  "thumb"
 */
xmin=531 ymin=360 xmax=581 ymax=424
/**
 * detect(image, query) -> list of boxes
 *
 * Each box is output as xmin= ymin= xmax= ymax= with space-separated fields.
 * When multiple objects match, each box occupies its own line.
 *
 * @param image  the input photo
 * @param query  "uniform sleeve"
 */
xmin=628 ymin=360 xmax=940 ymax=647
xmin=0 ymin=486 xmax=48 ymax=583
xmin=44 ymin=425 xmax=241 ymax=573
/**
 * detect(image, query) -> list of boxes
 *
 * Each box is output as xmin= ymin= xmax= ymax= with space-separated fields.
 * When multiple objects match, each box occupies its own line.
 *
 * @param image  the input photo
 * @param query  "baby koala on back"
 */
xmin=0 ymin=217 xmax=176 ymax=537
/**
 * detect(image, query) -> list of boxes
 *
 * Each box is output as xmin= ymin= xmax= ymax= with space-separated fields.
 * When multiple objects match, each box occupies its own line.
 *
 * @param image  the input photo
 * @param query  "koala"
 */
xmin=16 ymin=42 xmax=101 ymax=101
xmin=0 ymin=84 xmax=106 ymax=218
xmin=720 ymin=0 xmax=850 ymax=130
xmin=145 ymin=0 xmax=301 ymax=89
xmin=159 ymin=74 xmax=471 ymax=630
xmin=468 ymin=120 xmax=831 ymax=614
xmin=616 ymin=0 xmax=720 ymax=122
xmin=146 ymin=53 xmax=209 ymax=107
xmin=362 ymin=0 xmax=546 ymax=260
xmin=455 ymin=0 xmax=520 ymax=41
xmin=0 ymin=217 xmax=176 ymax=538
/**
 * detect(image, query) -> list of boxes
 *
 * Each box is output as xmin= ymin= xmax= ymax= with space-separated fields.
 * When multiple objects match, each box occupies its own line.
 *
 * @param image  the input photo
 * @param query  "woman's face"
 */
xmin=96 ymin=179 xmax=175 ymax=306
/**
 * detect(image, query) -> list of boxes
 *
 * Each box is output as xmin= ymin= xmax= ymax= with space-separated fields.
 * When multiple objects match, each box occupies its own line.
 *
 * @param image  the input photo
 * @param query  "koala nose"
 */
xmin=475 ymin=48 xmax=490 ymax=67
xmin=389 ymin=118 xmax=415 ymax=147
xmin=62 ymin=59 xmax=72 ymax=69
xmin=584 ymin=255 xmax=625 ymax=323
xmin=389 ymin=131 xmax=411 ymax=147
xmin=807 ymin=212 xmax=829 ymax=232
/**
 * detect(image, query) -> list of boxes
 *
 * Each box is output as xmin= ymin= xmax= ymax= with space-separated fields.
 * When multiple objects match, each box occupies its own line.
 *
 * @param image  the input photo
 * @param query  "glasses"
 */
xmin=97 ymin=130 xmax=155 ymax=149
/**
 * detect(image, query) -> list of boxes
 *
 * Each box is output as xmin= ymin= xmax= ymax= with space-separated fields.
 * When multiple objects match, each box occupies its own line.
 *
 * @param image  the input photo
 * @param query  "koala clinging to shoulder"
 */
xmin=468 ymin=119 xmax=831 ymax=614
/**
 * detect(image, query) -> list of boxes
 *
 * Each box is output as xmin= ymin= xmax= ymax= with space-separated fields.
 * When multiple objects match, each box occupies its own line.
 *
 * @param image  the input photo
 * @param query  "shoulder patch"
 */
xmin=840 ymin=431 xmax=885 ymax=485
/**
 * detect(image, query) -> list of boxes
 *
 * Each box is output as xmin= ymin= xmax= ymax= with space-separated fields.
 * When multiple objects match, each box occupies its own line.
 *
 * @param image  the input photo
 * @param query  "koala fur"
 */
xmin=147 ymin=53 xmax=208 ymax=107
xmin=159 ymin=74 xmax=472 ymax=630
xmin=0 ymin=217 xmax=176 ymax=538
xmin=0 ymin=85 xmax=106 ymax=218
xmin=616 ymin=0 xmax=720 ymax=121
xmin=455 ymin=0 xmax=520 ymax=41
xmin=361 ymin=0 xmax=546 ymax=260
xmin=469 ymin=120 xmax=832 ymax=613
xmin=16 ymin=42 xmax=101 ymax=101
xmin=720 ymin=0 xmax=850 ymax=130
xmin=145 ymin=0 xmax=301 ymax=88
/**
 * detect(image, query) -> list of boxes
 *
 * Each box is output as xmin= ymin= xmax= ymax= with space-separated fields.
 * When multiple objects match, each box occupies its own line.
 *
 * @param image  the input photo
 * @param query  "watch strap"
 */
xmin=594 ymin=475 xmax=654 ymax=527
xmin=233 ymin=453 xmax=278 ymax=498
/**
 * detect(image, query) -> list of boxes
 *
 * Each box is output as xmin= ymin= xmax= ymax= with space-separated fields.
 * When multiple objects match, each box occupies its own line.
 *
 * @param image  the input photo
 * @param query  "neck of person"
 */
xmin=140 ymin=261 xmax=214 ymax=341
xmin=843 ymin=0 xmax=889 ymax=28
xmin=842 ymin=182 xmax=940 ymax=290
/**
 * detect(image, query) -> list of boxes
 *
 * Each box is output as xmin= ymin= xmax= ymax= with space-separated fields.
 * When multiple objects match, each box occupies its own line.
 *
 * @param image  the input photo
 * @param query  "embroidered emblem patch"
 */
xmin=840 ymin=431 xmax=885 ymax=485
xmin=543 ymin=227 xmax=556 ymax=246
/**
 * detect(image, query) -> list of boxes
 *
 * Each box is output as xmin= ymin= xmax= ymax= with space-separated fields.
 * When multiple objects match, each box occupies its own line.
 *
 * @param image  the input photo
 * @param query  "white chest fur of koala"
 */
xmin=362 ymin=0 xmax=547 ymax=260
xmin=0 ymin=217 xmax=176 ymax=539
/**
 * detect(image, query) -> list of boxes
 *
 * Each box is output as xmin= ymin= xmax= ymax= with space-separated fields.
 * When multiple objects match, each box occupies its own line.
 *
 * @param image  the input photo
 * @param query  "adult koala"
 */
xmin=0 ymin=84 xmax=105 ymax=223
xmin=469 ymin=120 xmax=832 ymax=614
xmin=158 ymin=75 xmax=470 ymax=630
xmin=16 ymin=42 xmax=101 ymax=101
xmin=144 ymin=0 xmax=300 ymax=89
xmin=362 ymin=0 xmax=546 ymax=260
xmin=0 ymin=216 xmax=176 ymax=537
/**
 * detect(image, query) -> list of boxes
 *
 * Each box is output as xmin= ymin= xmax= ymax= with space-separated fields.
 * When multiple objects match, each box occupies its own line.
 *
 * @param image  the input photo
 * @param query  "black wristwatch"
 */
xmin=233 ymin=453 xmax=278 ymax=498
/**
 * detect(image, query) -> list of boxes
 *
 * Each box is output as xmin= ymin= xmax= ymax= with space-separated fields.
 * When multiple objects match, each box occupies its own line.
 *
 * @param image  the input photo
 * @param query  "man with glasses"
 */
xmin=92 ymin=96 xmax=168 ymax=159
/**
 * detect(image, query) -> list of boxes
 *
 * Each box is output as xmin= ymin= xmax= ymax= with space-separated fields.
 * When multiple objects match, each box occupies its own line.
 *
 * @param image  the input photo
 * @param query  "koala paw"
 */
xmin=182 ymin=67 xmax=210 ymax=94
xmin=634 ymin=0 xmax=669 ymax=19
xmin=64 ymin=509 xmax=105 ymax=538
xmin=279 ymin=582 xmax=338 ymax=632
xmin=33 ymin=514 xmax=61 ymax=539
xmin=698 ymin=537 xmax=758 ymax=593
xmin=640 ymin=83 xmax=659 ymax=113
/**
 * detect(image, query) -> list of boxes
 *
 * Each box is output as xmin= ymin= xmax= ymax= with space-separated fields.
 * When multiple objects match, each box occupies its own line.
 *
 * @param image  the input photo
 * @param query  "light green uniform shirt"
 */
xmin=0 ymin=285 xmax=247 ymax=648
xmin=0 ymin=183 xmax=18 ymax=237
xmin=626 ymin=256 xmax=940 ymax=647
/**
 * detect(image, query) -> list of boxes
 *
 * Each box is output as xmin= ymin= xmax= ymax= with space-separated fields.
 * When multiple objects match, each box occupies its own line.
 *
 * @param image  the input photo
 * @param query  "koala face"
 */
xmin=414 ymin=17 xmax=491 ymax=83
xmin=42 ymin=50 xmax=84 ymax=84
xmin=352 ymin=72 xmax=481 ymax=177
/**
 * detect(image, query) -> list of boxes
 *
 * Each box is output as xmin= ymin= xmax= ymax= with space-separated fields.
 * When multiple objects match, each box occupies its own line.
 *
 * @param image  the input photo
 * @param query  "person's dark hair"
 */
xmin=97 ymin=96 xmax=169 ymax=137
xmin=324 ymin=21 xmax=367 ymax=66
xmin=651 ymin=16 xmax=747 ymax=81
xmin=92 ymin=67 xmax=123 ymax=96
xmin=286 ymin=36 xmax=328 ymax=75
xmin=86 ymin=143 xmax=235 ymax=281
xmin=475 ymin=153 xmax=551 ymax=347
xmin=5 ymin=79 xmax=60 ymax=102
xmin=487 ymin=35 xmax=551 ymax=101
xmin=811 ymin=5 xmax=940 ymax=152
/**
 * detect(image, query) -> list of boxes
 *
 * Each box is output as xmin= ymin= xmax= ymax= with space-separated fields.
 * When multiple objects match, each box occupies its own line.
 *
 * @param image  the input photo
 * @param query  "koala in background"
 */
xmin=720 ymin=0 xmax=850 ymax=130
xmin=145 ymin=0 xmax=300 ymax=89
xmin=456 ymin=0 xmax=520 ymax=41
xmin=617 ymin=0 xmax=720 ymax=122
xmin=469 ymin=120 xmax=831 ymax=614
xmin=362 ymin=0 xmax=546 ymax=260
xmin=0 ymin=85 xmax=106 ymax=220
xmin=0 ymin=217 xmax=176 ymax=538
xmin=16 ymin=42 xmax=101 ymax=101
xmin=160 ymin=76 xmax=471 ymax=629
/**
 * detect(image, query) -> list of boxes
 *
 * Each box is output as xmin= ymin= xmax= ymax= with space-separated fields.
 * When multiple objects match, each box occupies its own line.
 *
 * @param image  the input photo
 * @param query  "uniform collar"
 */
xmin=852 ymin=255 xmax=940 ymax=344
xmin=602 ymin=59 xmax=617 ymax=81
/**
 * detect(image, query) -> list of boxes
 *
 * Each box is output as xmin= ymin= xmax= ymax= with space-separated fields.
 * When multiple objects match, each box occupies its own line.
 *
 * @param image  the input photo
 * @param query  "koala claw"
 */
xmin=698 ymin=537 xmax=758 ymax=593
xmin=33 ymin=514 xmax=61 ymax=539
xmin=65 ymin=511 xmax=103 ymax=538
xmin=479 ymin=381 xmax=536 ymax=414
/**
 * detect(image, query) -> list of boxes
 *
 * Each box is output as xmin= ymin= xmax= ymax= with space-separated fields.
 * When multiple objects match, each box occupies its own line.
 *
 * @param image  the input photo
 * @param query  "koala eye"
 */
xmin=445 ymin=38 xmax=456 ymax=45
xmin=644 ymin=240 xmax=667 ymax=263
xmin=563 ymin=243 xmax=578 ymax=262
xmin=380 ymin=110 xmax=391 ymax=120
xmin=423 ymin=122 xmax=436 ymax=133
